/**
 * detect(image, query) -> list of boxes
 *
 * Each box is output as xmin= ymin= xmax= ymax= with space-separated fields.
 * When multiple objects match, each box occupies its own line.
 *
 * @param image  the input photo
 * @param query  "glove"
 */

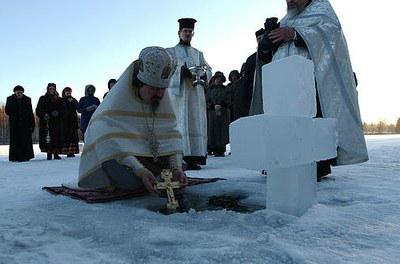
xmin=181 ymin=65 xmax=192 ymax=79
xmin=51 ymin=110 xmax=59 ymax=117
xmin=86 ymin=105 xmax=97 ymax=112
xmin=44 ymin=114 xmax=50 ymax=121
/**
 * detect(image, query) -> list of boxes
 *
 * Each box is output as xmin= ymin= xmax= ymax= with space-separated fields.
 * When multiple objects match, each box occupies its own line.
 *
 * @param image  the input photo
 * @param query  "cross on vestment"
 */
xmin=146 ymin=131 xmax=160 ymax=162
xmin=155 ymin=170 xmax=183 ymax=210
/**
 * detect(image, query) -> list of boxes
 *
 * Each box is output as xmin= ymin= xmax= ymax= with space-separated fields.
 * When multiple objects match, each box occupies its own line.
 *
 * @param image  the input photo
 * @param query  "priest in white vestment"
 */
xmin=78 ymin=47 xmax=186 ymax=193
xmin=251 ymin=0 xmax=368 ymax=179
xmin=167 ymin=18 xmax=212 ymax=170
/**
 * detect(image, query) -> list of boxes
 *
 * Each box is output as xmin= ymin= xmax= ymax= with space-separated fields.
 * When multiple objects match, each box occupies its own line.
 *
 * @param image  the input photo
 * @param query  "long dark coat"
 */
xmin=61 ymin=97 xmax=79 ymax=154
xmin=77 ymin=96 xmax=100 ymax=136
xmin=206 ymin=84 xmax=231 ymax=153
xmin=5 ymin=95 xmax=35 ymax=161
xmin=35 ymin=93 xmax=63 ymax=153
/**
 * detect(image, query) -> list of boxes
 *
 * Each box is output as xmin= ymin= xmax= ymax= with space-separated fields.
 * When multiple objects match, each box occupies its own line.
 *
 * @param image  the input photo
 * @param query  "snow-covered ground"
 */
xmin=1 ymin=135 xmax=400 ymax=264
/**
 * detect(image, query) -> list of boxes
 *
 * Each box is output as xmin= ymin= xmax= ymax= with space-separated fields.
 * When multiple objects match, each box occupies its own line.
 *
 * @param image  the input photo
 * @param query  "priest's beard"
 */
xmin=150 ymin=97 xmax=161 ymax=113
xmin=287 ymin=5 xmax=305 ymax=18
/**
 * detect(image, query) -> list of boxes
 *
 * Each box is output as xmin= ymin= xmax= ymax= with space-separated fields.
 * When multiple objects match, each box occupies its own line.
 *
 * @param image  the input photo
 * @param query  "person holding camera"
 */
xmin=251 ymin=0 xmax=368 ymax=179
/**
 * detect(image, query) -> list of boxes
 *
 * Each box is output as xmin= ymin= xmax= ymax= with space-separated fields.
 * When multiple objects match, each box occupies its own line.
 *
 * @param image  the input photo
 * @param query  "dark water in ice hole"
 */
xmin=150 ymin=192 xmax=265 ymax=215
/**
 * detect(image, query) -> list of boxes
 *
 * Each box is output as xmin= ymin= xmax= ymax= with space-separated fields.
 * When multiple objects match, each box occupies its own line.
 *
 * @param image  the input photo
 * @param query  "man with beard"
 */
xmin=5 ymin=85 xmax=35 ymax=162
xmin=255 ymin=0 xmax=368 ymax=179
xmin=61 ymin=87 xmax=79 ymax=157
xmin=167 ymin=18 xmax=212 ymax=171
xmin=206 ymin=72 xmax=231 ymax=157
xmin=78 ymin=47 xmax=187 ymax=193
xmin=36 ymin=83 xmax=63 ymax=160
xmin=77 ymin=84 xmax=100 ymax=140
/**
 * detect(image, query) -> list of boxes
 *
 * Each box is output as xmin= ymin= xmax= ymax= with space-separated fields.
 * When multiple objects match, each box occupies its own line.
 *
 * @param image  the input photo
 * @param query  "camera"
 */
xmin=257 ymin=17 xmax=281 ymax=62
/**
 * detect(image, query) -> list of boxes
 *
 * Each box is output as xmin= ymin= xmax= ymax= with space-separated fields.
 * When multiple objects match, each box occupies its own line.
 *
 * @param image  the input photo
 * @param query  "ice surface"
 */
xmin=262 ymin=55 xmax=316 ymax=117
xmin=0 ymin=136 xmax=400 ymax=263
xmin=230 ymin=115 xmax=337 ymax=170
xmin=267 ymin=162 xmax=317 ymax=217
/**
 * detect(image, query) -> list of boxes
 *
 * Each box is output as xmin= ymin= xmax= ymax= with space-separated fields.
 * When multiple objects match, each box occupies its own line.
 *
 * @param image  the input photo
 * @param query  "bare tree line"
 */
xmin=0 ymin=103 xmax=399 ymax=144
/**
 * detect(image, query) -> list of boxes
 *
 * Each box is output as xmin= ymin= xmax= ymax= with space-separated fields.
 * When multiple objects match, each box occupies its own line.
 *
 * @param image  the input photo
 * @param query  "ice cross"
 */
xmin=230 ymin=56 xmax=337 ymax=216
xmin=155 ymin=170 xmax=182 ymax=210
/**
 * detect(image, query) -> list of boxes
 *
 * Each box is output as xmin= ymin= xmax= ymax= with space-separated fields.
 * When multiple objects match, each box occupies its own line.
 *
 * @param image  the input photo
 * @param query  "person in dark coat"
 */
xmin=206 ymin=72 xmax=231 ymax=157
xmin=36 ymin=83 xmax=63 ymax=160
xmin=5 ymin=85 xmax=35 ymax=162
xmin=60 ymin=87 xmax=79 ymax=157
xmin=103 ymin=78 xmax=117 ymax=99
xmin=227 ymin=70 xmax=240 ymax=123
xmin=77 ymin=84 xmax=100 ymax=140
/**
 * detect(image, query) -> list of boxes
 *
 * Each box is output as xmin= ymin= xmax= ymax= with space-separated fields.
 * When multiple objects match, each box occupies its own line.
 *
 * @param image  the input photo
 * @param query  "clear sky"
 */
xmin=0 ymin=0 xmax=398 ymax=124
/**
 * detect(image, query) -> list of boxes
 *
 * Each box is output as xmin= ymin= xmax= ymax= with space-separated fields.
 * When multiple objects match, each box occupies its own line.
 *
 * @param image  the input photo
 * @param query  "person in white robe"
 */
xmin=167 ymin=18 xmax=212 ymax=170
xmin=78 ymin=47 xmax=187 ymax=193
xmin=251 ymin=0 xmax=368 ymax=179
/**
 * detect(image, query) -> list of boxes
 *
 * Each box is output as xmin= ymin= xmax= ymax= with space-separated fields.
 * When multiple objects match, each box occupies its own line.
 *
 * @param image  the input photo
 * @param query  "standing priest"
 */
xmin=252 ymin=0 xmax=368 ymax=179
xmin=167 ymin=18 xmax=212 ymax=170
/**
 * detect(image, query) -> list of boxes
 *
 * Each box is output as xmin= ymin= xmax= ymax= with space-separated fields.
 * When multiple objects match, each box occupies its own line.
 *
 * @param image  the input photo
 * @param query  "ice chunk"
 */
xmin=262 ymin=55 xmax=316 ymax=117
xmin=267 ymin=162 xmax=317 ymax=217
xmin=230 ymin=115 xmax=337 ymax=171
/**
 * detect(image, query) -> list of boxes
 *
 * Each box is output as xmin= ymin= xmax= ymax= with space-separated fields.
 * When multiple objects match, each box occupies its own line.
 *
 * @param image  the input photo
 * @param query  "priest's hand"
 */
xmin=172 ymin=169 xmax=188 ymax=186
xmin=137 ymin=168 xmax=158 ymax=193
xmin=268 ymin=27 xmax=295 ymax=43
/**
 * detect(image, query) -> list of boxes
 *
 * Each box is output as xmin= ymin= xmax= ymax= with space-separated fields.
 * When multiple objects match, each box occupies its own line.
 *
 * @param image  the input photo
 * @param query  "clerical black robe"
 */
xmin=5 ymin=95 xmax=35 ymax=162
xmin=36 ymin=94 xmax=63 ymax=153
xmin=206 ymin=84 xmax=231 ymax=155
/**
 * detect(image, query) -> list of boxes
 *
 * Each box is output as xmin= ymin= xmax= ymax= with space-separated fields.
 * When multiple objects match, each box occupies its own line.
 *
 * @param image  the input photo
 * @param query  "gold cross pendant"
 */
xmin=155 ymin=169 xmax=183 ymax=210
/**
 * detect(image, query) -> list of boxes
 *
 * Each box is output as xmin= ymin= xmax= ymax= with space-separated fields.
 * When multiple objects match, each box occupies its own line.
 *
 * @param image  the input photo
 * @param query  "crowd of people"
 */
xmin=5 ymin=0 xmax=368 ymax=191
xmin=5 ymin=81 xmax=115 ymax=161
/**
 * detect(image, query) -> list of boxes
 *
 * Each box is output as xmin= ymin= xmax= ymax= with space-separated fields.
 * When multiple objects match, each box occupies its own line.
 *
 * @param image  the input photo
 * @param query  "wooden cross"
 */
xmin=155 ymin=169 xmax=183 ymax=210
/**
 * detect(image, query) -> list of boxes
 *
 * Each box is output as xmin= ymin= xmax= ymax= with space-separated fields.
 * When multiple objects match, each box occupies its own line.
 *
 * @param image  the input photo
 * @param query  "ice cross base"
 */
xmin=230 ymin=55 xmax=337 ymax=217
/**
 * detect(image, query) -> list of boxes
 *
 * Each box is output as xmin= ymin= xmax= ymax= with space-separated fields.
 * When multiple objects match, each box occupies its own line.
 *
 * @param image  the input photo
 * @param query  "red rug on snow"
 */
xmin=42 ymin=177 xmax=224 ymax=203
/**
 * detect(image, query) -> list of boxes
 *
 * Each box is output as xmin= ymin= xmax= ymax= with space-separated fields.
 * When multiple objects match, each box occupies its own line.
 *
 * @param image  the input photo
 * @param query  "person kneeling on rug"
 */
xmin=78 ymin=47 xmax=187 ymax=193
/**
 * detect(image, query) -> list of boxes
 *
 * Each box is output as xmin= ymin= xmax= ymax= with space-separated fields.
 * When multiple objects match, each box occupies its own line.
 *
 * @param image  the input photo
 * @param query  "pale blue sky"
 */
xmin=0 ymin=1 xmax=398 ymax=123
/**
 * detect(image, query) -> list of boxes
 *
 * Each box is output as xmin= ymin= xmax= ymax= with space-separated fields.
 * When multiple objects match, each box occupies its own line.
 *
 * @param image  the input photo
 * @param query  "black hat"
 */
xmin=47 ymin=83 xmax=56 ymax=90
xmin=214 ymin=71 xmax=226 ymax=83
xmin=108 ymin=78 xmax=117 ymax=88
xmin=255 ymin=28 xmax=265 ymax=37
xmin=13 ymin=85 xmax=24 ymax=92
xmin=178 ymin=18 xmax=197 ymax=30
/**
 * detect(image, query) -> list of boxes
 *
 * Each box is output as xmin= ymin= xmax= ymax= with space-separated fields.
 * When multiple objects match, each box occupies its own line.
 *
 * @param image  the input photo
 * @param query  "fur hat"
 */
xmin=13 ymin=85 xmax=24 ymax=93
xmin=137 ymin=46 xmax=176 ymax=88
xmin=214 ymin=71 xmax=226 ymax=83
xmin=47 ymin=83 xmax=56 ymax=90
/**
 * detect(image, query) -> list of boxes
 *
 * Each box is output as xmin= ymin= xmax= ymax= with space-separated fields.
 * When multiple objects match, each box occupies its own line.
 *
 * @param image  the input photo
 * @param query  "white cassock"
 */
xmin=272 ymin=0 xmax=368 ymax=165
xmin=78 ymin=62 xmax=183 ymax=188
xmin=167 ymin=44 xmax=212 ymax=164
